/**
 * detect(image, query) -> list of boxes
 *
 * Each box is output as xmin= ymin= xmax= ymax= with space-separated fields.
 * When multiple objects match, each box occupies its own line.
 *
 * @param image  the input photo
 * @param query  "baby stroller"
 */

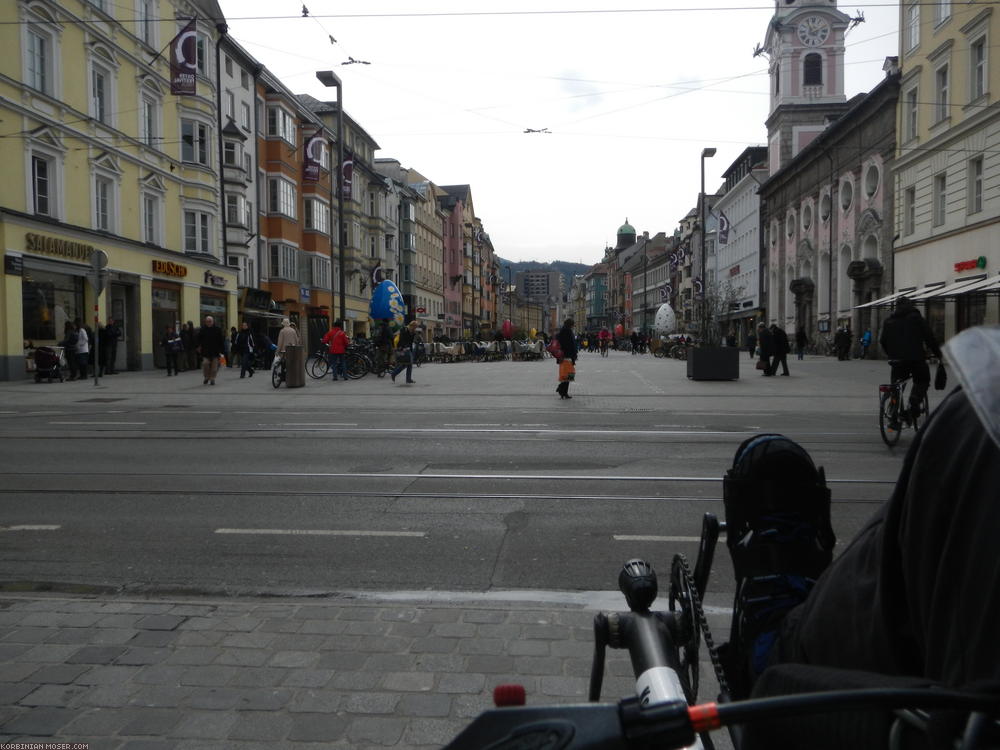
xmin=33 ymin=345 xmax=65 ymax=383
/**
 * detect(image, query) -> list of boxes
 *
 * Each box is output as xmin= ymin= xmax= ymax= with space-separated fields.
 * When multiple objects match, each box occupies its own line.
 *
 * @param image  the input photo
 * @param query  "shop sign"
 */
xmin=153 ymin=260 xmax=188 ymax=278
xmin=204 ymin=270 xmax=227 ymax=287
xmin=4 ymin=254 xmax=23 ymax=276
xmin=300 ymin=286 xmax=311 ymax=302
xmin=416 ymin=306 xmax=426 ymax=313
xmin=954 ymin=256 xmax=987 ymax=273
xmin=241 ymin=288 xmax=272 ymax=310
xmin=25 ymin=232 xmax=96 ymax=262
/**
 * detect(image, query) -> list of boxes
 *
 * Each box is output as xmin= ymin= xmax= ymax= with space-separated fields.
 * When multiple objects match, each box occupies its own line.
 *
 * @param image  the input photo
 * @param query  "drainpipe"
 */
xmin=824 ymin=148 xmax=835 ymax=338
xmin=215 ymin=22 xmax=228 ymax=269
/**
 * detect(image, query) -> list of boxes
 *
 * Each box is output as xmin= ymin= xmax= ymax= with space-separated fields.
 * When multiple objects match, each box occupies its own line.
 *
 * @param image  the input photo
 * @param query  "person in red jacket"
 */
xmin=321 ymin=320 xmax=350 ymax=381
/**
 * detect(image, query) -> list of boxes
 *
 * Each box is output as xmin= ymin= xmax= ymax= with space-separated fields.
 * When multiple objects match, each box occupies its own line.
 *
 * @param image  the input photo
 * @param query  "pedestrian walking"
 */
xmin=756 ymin=323 xmax=773 ymax=376
xmin=795 ymin=326 xmax=808 ymax=361
xmin=321 ymin=319 xmax=349 ymax=381
xmin=555 ymin=318 xmax=578 ymax=400
xmin=234 ymin=322 xmax=256 ymax=378
xmin=61 ymin=321 xmax=79 ymax=380
xmin=181 ymin=322 xmax=196 ymax=371
xmin=860 ymin=328 xmax=872 ymax=359
xmin=196 ymin=315 xmax=225 ymax=385
xmin=389 ymin=321 xmax=420 ymax=384
xmin=768 ymin=324 xmax=791 ymax=376
xmin=276 ymin=318 xmax=300 ymax=357
xmin=73 ymin=318 xmax=90 ymax=380
xmin=746 ymin=330 xmax=757 ymax=360
xmin=104 ymin=317 xmax=120 ymax=373
xmin=161 ymin=325 xmax=182 ymax=376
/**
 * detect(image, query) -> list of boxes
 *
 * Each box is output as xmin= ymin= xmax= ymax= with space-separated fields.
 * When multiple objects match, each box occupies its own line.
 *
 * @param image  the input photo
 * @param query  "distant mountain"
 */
xmin=496 ymin=258 xmax=592 ymax=291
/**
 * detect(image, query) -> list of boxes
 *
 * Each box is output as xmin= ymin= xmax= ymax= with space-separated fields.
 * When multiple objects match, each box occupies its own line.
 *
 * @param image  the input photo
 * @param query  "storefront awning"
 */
xmin=854 ymin=290 xmax=914 ymax=309
xmin=943 ymin=274 xmax=1000 ymax=296
xmin=909 ymin=275 xmax=987 ymax=300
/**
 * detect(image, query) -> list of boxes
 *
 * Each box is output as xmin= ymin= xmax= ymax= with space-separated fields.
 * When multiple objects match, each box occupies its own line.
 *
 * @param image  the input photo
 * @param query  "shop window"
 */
xmin=22 ymin=268 xmax=84 ymax=342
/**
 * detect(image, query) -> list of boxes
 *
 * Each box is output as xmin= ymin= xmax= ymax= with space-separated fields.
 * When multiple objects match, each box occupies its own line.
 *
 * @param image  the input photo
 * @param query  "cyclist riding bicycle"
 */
xmin=723 ymin=324 xmax=1000 ymax=749
xmin=597 ymin=327 xmax=611 ymax=354
xmin=879 ymin=296 xmax=942 ymax=423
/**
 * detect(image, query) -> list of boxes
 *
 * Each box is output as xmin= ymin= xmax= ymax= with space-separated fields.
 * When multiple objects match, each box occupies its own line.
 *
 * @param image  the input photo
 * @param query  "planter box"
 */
xmin=686 ymin=346 xmax=740 ymax=381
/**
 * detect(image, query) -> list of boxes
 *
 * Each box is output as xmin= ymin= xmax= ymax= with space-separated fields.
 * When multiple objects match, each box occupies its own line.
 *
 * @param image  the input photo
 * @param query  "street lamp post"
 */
xmin=465 ymin=223 xmax=477 ymax=340
xmin=642 ymin=241 xmax=648 ymax=336
xmin=700 ymin=147 xmax=716 ymax=341
xmin=316 ymin=70 xmax=346 ymax=324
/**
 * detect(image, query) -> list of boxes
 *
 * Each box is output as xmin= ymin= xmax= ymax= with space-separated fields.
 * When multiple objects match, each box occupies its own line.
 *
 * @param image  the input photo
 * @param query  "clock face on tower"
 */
xmin=797 ymin=16 xmax=830 ymax=47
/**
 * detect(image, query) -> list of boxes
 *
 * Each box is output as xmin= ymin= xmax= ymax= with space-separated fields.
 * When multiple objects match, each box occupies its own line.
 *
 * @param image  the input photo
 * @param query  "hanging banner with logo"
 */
xmin=718 ymin=211 xmax=731 ymax=245
xmin=169 ymin=19 xmax=198 ymax=95
xmin=303 ymin=132 xmax=324 ymax=182
xmin=339 ymin=155 xmax=353 ymax=198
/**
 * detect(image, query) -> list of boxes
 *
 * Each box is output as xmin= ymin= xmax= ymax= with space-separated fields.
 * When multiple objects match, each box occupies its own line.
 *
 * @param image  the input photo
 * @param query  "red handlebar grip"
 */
xmin=493 ymin=684 xmax=527 ymax=707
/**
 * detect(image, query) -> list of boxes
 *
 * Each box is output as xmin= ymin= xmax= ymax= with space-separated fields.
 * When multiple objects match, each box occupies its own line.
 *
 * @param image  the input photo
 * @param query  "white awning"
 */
xmin=909 ymin=275 xmax=988 ymax=300
xmin=946 ymin=274 xmax=1000 ymax=295
xmin=854 ymin=290 xmax=914 ymax=309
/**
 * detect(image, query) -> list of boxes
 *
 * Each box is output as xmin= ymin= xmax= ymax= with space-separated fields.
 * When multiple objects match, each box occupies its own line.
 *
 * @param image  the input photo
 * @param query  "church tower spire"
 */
xmin=763 ymin=1 xmax=852 ymax=173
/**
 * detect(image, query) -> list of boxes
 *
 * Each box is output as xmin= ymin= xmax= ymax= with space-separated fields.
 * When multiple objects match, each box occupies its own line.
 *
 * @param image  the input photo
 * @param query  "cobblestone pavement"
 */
xmin=0 ymin=593 xmax=730 ymax=749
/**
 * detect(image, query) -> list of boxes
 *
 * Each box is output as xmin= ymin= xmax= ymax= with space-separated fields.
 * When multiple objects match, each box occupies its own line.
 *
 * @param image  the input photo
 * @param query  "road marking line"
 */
xmin=613 ymin=535 xmax=704 ymax=543
xmin=214 ymin=528 xmax=425 ymax=538
xmin=49 ymin=421 xmax=146 ymax=425
xmin=279 ymin=423 xmax=359 ymax=426
xmin=1 ymin=525 xmax=61 ymax=531
xmin=443 ymin=423 xmax=501 ymax=426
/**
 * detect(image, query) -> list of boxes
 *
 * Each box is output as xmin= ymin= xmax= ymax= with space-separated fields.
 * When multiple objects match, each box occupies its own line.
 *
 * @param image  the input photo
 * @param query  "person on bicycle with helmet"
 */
xmin=879 ymin=296 xmax=942 ymax=422
xmin=597 ymin=327 xmax=611 ymax=355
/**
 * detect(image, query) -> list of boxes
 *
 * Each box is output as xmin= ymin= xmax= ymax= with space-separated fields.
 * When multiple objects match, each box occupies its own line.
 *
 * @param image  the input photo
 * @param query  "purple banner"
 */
xmin=718 ymin=210 xmax=731 ymax=245
xmin=169 ymin=19 xmax=198 ymax=95
xmin=303 ymin=132 xmax=324 ymax=183
xmin=339 ymin=156 xmax=353 ymax=198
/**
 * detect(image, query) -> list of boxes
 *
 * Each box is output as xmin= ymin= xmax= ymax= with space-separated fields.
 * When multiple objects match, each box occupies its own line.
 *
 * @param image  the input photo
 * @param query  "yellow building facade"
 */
xmin=893 ymin=1 xmax=1000 ymax=337
xmin=1 ymin=0 xmax=237 ymax=379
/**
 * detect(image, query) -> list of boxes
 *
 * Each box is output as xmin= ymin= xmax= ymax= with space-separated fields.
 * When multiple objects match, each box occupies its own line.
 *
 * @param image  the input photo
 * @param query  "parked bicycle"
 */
xmin=878 ymin=368 xmax=928 ymax=447
xmin=270 ymin=354 xmax=286 ymax=388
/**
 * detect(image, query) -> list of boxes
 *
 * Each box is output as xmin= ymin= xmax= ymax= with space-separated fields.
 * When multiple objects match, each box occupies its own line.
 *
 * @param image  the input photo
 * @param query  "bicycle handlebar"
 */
xmin=443 ymin=689 xmax=1000 ymax=750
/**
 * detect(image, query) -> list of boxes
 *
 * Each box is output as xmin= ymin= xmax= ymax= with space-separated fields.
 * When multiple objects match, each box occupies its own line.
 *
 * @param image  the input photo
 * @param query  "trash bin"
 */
xmin=284 ymin=345 xmax=305 ymax=388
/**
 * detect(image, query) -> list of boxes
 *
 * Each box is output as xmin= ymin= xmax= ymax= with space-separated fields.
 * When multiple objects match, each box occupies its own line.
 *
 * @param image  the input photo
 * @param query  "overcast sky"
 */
xmin=218 ymin=1 xmax=899 ymax=265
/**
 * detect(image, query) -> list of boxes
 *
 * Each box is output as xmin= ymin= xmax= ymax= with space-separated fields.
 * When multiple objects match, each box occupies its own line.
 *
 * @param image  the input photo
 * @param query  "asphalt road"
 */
xmin=0 ymin=350 xmax=911 ymax=606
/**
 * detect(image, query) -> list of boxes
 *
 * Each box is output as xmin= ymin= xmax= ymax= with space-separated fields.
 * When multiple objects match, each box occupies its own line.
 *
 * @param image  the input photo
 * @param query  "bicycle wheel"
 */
xmin=345 ymin=352 xmax=368 ymax=379
xmin=910 ymin=393 xmax=931 ymax=432
xmin=307 ymin=353 xmax=328 ymax=379
xmin=879 ymin=390 xmax=902 ymax=446
xmin=271 ymin=362 xmax=283 ymax=389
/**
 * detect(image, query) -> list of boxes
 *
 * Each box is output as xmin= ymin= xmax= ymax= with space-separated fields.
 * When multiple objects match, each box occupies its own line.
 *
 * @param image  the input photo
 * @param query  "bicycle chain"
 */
xmin=674 ymin=552 xmax=732 ymax=700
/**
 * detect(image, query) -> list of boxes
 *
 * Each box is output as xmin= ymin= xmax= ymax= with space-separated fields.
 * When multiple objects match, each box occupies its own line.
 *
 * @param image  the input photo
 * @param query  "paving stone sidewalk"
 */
xmin=0 ymin=593 xmax=726 ymax=749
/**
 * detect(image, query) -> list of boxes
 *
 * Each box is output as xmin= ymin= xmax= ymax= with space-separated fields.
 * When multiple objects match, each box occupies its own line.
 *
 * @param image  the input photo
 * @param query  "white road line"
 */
xmin=613 ymin=535 xmax=703 ymax=543
xmin=49 ymin=421 xmax=146 ymax=426
xmin=0 ymin=525 xmax=61 ymax=532
xmin=443 ymin=423 xmax=501 ymax=427
xmin=279 ymin=423 xmax=359 ymax=426
xmin=214 ymin=528 xmax=426 ymax=538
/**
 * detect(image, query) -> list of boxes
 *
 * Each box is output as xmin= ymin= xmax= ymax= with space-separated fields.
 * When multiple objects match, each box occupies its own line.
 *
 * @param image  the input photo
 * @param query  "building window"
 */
xmin=933 ymin=0 xmax=950 ymax=26
xmin=240 ymin=69 xmax=249 ymax=89
xmin=801 ymin=204 xmax=812 ymax=232
xmin=934 ymin=64 xmax=949 ymax=122
xmin=94 ymin=175 xmax=113 ymax=232
xmin=184 ymin=210 xmax=211 ymax=254
xmin=932 ymin=173 xmax=947 ymax=227
xmin=803 ymin=53 xmax=822 ymax=86
xmin=304 ymin=198 xmax=329 ymax=233
xmin=181 ymin=120 xmax=210 ymax=165
xmin=971 ymin=37 xmax=986 ymax=101
xmin=819 ymin=193 xmax=831 ymax=222
xmin=903 ymin=187 xmax=916 ymax=236
xmin=968 ymin=157 xmax=983 ymax=214
xmin=140 ymin=90 xmax=160 ymax=146
xmin=267 ymin=177 xmax=296 ymax=218
xmin=142 ymin=193 xmax=160 ymax=244
xmin=136 ymin=0 xmax=155 ymax=46
xmin=195 ymin=33 xmax=207 ymax=75
xmin=26 ymin=28 xmax=52 ymax=94
xmin=266 ymin=106 xmax=296 ymax=145
xmin=225 ymin=90 xmax=234 ymax=120
xmin=313 ymin=256 xmax=331 ymax=289
xmin=269 ymin=243 xmax=298 ymax=280
xmin=32 ymin=154 xmax=53 ymax=216
xmin=226 ymin=193 xmax=247 ymax=226
xmin=904 ymin=86 xmax=918 ymax=140
xmin=224 ymin=55 xmax=232 ymax=76
xmin=222 ymin=141 xmax=241 ymax=167
xmin=240 ymin=102 xmax=251 ymax=131
xmin=905 ymin=2 xmax=920 ymax=52
xmin=91 ymin=66 xmax=108 ymax=123
xmin=864 ymin=165 xmax=880 ymax=197
xmin=840 ymin=180 xmax=854 ymax=211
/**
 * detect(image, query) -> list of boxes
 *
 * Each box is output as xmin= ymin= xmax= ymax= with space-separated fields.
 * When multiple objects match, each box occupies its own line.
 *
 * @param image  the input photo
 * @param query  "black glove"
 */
xmin=934 ymin=362 xmax=947 ymax=391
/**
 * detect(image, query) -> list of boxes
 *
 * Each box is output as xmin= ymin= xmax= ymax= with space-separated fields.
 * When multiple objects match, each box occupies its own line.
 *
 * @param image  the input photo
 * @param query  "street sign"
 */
xmin=87 ymin=269 xmax=108 ymax=294
xmin=90 ymin=249 xmax=109 ymax=270
xmin=415 ymin=307 xmax=426 ymax=313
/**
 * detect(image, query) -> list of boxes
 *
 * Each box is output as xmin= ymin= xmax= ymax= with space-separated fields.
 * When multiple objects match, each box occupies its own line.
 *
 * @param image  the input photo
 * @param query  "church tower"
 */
xmin=763 ymin=0 xmax=852 ymax=173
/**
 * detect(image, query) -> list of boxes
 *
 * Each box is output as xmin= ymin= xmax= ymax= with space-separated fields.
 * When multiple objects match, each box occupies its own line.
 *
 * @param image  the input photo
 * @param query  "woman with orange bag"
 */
xmin=555 ymin=318 xmax=578 ymax=400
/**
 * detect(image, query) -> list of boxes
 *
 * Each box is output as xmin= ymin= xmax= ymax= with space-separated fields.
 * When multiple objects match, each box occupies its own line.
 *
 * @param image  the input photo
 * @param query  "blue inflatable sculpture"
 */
xmin=369 ymin=279 xmax=407 ymax=326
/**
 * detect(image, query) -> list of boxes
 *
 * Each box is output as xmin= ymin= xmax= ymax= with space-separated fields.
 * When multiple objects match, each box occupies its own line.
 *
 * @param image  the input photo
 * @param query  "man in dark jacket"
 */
xmin=756 ymin=323 xmax=774 ymax=376
xmin=768 ymin=324 xmax=791 ymax=376
xmin=879 ymin=298 xmax=942 ymax=420
xmin=196 ymin=315 xmax=225 ymax=385
xmin=555 ymin=319 xmax=578 ymax=399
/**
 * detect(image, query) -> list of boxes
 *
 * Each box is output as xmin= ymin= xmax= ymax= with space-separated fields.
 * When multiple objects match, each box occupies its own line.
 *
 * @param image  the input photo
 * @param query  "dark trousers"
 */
xmin=759 ymin=355 xmax=772 ymax=375
xmin=890 ymin=360 xmax=931 ymax=412
xmin=240 ymin=350 xmax=255 ymax=377
xmin=556 ymin=380 xmax=570 ymax=397
xmin=165 ymin=352 xmax=178 ymax=375
xmin=76 ymin=352 xmax=88 ymax=379
xmin=768 ymin=353 xmax=789 ymax=376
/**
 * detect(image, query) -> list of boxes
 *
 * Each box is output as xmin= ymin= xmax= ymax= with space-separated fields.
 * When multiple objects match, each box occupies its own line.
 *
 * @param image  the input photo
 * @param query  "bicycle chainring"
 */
xmin=668 ymin=554 xmax=701 ymax=703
